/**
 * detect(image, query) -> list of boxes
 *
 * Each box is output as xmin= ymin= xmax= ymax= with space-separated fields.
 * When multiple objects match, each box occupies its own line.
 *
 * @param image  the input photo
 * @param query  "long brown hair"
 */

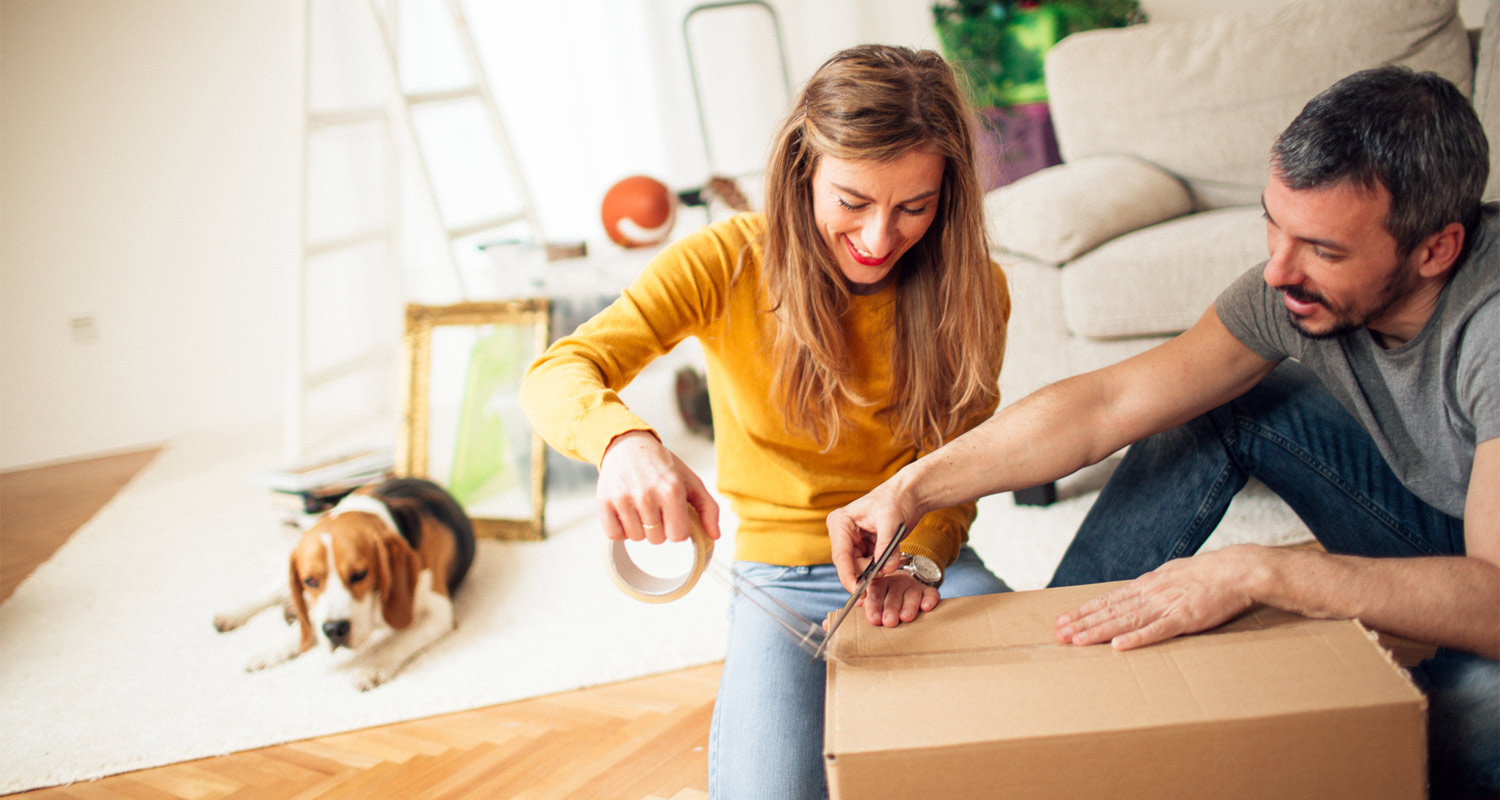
xmin=758 ymin=44 xmax=1005 ymax=452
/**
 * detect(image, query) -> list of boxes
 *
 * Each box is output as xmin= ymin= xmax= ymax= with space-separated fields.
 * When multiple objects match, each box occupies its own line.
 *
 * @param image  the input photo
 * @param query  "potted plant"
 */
xmin=933 ymin=0 xmax=1144 ymax=187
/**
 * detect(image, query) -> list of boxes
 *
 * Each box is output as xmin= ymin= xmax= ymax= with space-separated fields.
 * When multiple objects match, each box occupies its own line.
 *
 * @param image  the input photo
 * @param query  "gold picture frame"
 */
xmin=399 ymin=299 xmax=550 ymax=540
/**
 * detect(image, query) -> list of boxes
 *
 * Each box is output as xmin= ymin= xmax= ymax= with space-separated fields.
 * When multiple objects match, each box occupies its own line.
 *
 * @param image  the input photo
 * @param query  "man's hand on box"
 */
xmin=1054 ymin=546 xmax=1262 ymax=650
xmin=861 ymin=572 xmax=940 ymax=627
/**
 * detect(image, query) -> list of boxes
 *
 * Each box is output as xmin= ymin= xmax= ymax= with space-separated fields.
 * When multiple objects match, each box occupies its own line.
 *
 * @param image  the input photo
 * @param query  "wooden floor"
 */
xmin=0 ymin=448 xmax=717 ymax=800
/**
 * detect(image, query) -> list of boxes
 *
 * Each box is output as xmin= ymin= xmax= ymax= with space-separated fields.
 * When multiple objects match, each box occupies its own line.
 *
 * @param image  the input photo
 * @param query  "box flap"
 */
xmin=829 ymin=582 xmax=1117 ymax=661
xmin=825 ymin=583 xmax=1425 ymax=757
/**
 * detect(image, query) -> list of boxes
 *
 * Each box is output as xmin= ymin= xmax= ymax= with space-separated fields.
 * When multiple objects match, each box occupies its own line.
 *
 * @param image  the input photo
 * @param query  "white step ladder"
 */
xmin=287 ymin=0 xmax=545 ymax=459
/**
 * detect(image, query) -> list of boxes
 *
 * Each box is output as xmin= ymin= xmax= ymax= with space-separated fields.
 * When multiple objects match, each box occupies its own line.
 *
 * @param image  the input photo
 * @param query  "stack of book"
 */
xmin=255 ymin=446 xmax=395 ymax=519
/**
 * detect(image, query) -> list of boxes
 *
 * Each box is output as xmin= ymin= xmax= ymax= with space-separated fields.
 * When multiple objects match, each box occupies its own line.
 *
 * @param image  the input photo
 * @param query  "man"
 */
xmin=828 ymin=66 xmax=1498 ymax=797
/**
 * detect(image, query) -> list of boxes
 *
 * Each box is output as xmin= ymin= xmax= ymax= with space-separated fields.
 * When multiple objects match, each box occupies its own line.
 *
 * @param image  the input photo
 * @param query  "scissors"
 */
xmin=810 ymin=523 xmax=908 ymax=661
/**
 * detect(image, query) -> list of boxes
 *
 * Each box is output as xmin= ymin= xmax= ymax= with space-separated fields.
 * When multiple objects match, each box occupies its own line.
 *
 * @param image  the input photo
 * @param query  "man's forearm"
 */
xmin=902 ymin=373 xmax=1127 ymax=516
xmin=900 ymin=313 xmax=1279 ymax=518
xmin=1253 ymin=547 xmax=1500 ymax=659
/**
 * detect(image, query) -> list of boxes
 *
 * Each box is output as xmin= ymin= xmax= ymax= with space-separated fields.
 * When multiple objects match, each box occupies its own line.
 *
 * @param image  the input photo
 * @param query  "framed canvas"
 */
xmin=399 ymin=299 xmax=550 ymax=540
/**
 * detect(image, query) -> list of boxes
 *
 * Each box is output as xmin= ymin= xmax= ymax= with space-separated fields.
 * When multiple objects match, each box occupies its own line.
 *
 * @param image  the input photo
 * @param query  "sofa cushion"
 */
xmin=985 ymin=155 xmax=1192 ymax=265
xmin=1477 ymin=0 xmax=1500 ymax=201
xmin=1045 ymin=0 xmax=1474 ymax=212
xmin=1060 ymin=207 xmax=1266 ymax=339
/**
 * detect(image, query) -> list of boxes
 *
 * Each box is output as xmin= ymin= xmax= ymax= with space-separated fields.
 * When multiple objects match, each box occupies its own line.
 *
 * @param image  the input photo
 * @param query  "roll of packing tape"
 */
xmin=608 ymin=514 xmax=715 ymax=604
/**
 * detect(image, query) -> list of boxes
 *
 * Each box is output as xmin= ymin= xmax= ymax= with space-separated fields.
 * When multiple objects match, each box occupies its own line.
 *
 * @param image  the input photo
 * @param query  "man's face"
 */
xmin=1261 ymin=173 xmax=1415 ymax=339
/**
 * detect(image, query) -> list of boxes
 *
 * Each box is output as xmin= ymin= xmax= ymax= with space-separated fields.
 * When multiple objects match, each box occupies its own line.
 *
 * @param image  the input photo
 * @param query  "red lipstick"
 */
xmin=844 ymin=235 xmax=888 ymax=267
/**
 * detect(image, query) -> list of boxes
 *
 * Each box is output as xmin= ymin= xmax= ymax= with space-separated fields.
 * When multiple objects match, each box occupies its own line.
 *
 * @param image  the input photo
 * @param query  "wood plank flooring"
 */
xmin=0 ymin=449 xmax=716 ymax=799
xmin=0 ymin=447 xmax=163 ymax=604
xmin=4 ymin=445 xmax=1439 ymax=799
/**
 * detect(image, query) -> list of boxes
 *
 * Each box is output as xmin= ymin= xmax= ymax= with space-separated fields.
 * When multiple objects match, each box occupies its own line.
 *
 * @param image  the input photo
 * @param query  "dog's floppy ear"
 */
xmin=374 ymin=527 xmax=420 ymax=630
xmin=288 ymin=556 xmax=316 ymax=653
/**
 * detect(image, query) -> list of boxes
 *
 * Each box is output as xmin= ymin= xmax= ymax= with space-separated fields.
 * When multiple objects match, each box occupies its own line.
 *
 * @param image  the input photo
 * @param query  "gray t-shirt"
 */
xmin=1215 ymin=204 xmax=1500 ymax=518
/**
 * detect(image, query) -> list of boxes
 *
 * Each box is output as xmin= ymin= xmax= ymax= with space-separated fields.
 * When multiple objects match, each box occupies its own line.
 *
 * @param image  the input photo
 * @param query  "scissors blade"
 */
xmin=811 ymin=523 xmax=907 ymax=661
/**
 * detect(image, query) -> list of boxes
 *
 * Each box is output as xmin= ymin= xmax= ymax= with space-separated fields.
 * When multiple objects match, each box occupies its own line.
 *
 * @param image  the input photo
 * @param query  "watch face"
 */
xmin=907 ymin=555 xmax=941 ymax=584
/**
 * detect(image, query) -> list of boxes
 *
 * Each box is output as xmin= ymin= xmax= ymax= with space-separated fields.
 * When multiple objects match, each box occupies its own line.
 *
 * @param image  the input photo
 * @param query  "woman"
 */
xmin=521 ymin=44 xmax=1011 ymax=799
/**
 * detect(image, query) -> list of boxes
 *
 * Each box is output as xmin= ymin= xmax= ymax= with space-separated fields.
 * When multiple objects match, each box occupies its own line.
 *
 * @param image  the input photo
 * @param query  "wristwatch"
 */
xmin=897 ymin=553 xmax=943 ymax=588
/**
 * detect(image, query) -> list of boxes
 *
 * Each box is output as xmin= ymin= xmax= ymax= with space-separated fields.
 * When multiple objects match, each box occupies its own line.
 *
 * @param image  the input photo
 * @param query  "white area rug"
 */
xmin=0 ymin=423 xmax=1311 ymax=794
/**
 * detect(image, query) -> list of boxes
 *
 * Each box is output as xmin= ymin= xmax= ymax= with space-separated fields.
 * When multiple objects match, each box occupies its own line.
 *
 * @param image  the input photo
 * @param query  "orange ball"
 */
xmin=601 ymin=175 xmax=677 ymax=247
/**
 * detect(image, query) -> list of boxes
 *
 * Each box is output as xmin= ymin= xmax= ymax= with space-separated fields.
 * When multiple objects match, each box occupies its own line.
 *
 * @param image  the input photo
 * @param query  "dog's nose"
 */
xmin=322 ymin=620 xmax=351 ymax=645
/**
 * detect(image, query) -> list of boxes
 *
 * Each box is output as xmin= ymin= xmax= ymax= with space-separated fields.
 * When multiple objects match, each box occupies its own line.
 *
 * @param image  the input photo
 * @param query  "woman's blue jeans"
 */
xmin=709 ymin=546 xmax=1009 ymax=799
xmin=1048 ymin=360 xmax=1498 ymax=796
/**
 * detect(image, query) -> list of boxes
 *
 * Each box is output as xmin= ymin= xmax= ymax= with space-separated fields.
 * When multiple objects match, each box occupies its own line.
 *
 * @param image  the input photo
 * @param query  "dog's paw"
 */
xmin=213 ymin=613 xmax=245 ymax=633
xmin=245 ymin=646 xmax=298 ymax=673
xmin=353 ymin=666 xmax=392 ymax=691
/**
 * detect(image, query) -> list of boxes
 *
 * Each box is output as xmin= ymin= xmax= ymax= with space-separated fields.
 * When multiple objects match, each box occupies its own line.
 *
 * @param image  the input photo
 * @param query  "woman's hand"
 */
xmin=597 ymin=430 xmax=720 ymax=544
xmin=860 ymin=572 xmax=940 ymax=627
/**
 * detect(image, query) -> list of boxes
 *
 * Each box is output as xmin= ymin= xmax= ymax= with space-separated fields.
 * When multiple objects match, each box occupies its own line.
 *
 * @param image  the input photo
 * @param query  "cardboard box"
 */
xmin=824 ymin=582 xmax=1426 ymax=799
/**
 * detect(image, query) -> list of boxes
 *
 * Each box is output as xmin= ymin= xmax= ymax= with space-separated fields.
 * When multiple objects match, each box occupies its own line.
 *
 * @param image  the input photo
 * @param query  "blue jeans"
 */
xmin=1049 ymin=361 xmax=1498 ymax=796
xmin=709 ymin=546 xmax=1009 ymax=800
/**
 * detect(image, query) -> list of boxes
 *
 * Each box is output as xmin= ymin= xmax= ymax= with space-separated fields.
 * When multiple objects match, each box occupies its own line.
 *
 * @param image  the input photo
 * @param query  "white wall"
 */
xmin=0 ymin=0 xmax=1489 ymax=470
xmin=0 ymin=0 xmax=940 ymax=470
xmin=1 ymin=0 xmax=302 ymax=469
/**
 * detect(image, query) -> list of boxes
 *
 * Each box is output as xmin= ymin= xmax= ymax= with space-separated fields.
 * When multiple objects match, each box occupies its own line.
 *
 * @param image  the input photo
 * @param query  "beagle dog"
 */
xmin=214 ymin=477 xmax=475 ymax=690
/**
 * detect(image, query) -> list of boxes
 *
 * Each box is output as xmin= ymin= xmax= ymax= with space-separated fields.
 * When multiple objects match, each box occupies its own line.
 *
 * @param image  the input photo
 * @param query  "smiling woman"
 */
xmin=812 ymin=150 xmax=945 ymax=288
xmin=520 ymin=44 xmax=1013 ymax=799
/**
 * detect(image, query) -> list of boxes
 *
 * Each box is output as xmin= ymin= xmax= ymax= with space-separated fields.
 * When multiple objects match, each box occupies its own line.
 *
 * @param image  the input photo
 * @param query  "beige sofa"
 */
xmin=988 ymin=0 xmax=1500 ymax=420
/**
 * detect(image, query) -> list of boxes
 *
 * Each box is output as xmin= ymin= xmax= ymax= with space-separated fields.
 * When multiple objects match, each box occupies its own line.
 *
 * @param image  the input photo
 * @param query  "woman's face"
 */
xmin=811 ymin=149 xmax=945 ymax=287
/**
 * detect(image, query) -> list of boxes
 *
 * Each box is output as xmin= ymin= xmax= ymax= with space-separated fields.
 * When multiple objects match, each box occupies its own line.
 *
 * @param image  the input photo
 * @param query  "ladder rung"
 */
xmin=304 ymin=228 xmax=389 ymax=258
xmin=405 ymin=86 xmax=481 ymax=107
xmin=302 ymin=347 xmax=394 ymax=389
xmin=308 ymin=106 xmax=386 ymax=129
xmin=446 ymin=212 xmax=527 ymax=242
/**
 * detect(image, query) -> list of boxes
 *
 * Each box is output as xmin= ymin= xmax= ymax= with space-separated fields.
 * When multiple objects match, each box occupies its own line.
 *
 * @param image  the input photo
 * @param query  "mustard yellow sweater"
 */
xmin=520 ymin=213 xmax=1008 ymax=568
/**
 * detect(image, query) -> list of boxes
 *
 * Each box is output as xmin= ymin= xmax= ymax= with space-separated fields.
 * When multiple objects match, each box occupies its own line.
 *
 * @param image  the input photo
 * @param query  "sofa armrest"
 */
xmin=1475 ymin=1 xmax=1499 ymax=201
xmin=984 ymin=155 xmax=1192 ymax=265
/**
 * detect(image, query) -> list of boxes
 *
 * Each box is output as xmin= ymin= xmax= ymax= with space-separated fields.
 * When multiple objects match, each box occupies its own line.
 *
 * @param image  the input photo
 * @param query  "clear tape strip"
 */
xmin=708 ymin=562 xmax=829 ymax=661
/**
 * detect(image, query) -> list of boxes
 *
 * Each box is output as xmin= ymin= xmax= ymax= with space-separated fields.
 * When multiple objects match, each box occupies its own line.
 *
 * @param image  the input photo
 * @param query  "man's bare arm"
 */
xmin=905 ymin=306 xmax=1273 ymax=516
xmin=829 ymin=306 xmax=1277 ymax=591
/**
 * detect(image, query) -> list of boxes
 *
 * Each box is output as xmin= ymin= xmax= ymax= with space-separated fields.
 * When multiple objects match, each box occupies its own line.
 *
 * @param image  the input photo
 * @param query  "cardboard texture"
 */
xmin=824 ymin=582 xmax=1427 ymax=800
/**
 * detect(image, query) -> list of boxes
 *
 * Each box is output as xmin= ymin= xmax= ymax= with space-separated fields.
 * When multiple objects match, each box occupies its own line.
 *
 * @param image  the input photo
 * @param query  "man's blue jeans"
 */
xmin=1049 ymin=360 xmax=1498 ymax=796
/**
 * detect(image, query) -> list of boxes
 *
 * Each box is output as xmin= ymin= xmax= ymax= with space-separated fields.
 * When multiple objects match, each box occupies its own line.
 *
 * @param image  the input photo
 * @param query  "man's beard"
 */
xmin=1282 ymin=264 xmax=1411 ymax=340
